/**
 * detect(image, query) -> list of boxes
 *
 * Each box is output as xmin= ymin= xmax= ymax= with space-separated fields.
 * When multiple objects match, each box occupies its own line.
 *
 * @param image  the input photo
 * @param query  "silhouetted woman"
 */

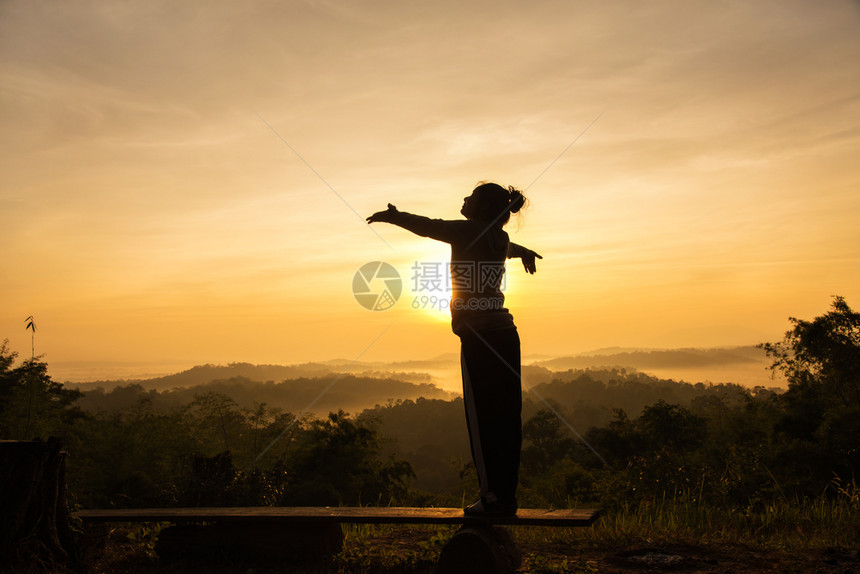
xmin=367 ymin=182 xmax=541 ymax=516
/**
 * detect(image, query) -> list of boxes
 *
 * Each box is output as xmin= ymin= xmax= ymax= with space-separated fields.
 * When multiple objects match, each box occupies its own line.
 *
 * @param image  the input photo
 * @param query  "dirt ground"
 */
xmin=7 ymin=525 xmax=859 ymax=573
xmin=376 ymin=528 xmax=860 ymax=574
xmin=527 ymin=542 xmax=860 ymax=574
xmin=355 ymin=527 xmax=860 ymax=574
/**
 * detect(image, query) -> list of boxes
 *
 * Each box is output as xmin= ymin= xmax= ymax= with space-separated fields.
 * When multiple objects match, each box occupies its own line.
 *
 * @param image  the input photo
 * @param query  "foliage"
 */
xmin=278 ymin=410 xmax=415 ymax=506
xmin=512 ymin=297 xmax=859 ymax=513
xmin=0 ymin=340 xmax=86 ymax=440
xmin=761 ymin=296 xmax=860 ymax=410
xmin=69 ymin=398 xmax=198 ymax=508
xmin=761 ymin=295 xmax=860 ymax=495
xmin=357 ymin=398 xmax=472 ymax=498
xmin=66 ymin=397 xmax=415 ymax=509
xmin=524 ymin=368 xmax=736 ymax=429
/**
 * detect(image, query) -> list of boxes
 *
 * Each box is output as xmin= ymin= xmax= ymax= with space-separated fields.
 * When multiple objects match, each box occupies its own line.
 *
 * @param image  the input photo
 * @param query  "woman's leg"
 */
xmin=460 ymin=327 xmax=522 ymax=506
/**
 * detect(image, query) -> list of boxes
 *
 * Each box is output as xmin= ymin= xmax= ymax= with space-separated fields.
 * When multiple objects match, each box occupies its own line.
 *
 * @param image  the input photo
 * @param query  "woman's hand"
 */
xmin=367 ymin=203 xmax=398 ymax=223
xmin=521 ymin=249 xmax=542 ymax=274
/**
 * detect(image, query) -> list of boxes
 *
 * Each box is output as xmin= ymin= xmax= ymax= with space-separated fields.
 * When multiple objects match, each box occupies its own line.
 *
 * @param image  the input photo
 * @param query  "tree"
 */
xmin=761 ymin=296 xmax=860 ymax=411
xmin=761 ymin=296 xmax=860 ymax=491
xmin=0 ymin=341 xmax=84 ymax=440
xmin=521 ymin=409 xmax=578 ymax=473
xmin=638 ymin=400 xmax=706 ymax=452
xmin=25 ymin=316 xmax=36 ymax=358
xmin=185 ymin=392 xmax=244 ymax=454
xmin=281 ymin=411 xmax=414 ymax=506
xmin=68 ymin=396 xmax=197 ymax=508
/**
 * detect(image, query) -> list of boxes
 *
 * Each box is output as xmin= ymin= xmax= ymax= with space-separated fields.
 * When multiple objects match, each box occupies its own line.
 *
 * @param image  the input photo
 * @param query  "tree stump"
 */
xmin=0 ymin=438 xmax=77 ymax=565
xmin=435 ymin=525 xmax=522 ymax=574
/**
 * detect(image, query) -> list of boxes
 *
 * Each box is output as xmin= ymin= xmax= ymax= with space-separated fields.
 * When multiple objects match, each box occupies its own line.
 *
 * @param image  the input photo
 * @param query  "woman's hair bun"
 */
xmin=508 ymin=186 xmax=526 ymax=214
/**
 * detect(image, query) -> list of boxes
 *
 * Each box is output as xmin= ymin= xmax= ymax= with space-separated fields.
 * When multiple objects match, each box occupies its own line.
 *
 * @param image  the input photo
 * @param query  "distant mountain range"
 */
xmin=66 ymin=346 xmax=785 ymax=408
xmin=530 ymin=346 xmax=781 ymax=387
xmin=535 ymin=346 xmax=763 ymax=370
xmin=68 ymin=361 xmax=438 ymax=392
xmin=65 ymin=346 xmax=784 ymax=418
xmin=75 ymin=372 xmax=456 ymax=417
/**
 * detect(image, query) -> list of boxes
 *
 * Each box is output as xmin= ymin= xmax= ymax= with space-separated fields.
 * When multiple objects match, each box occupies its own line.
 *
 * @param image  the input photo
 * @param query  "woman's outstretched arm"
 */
xmin=507 ymin=242 xmax=542 ymax=274
xmin=367 ymin=204 xmax=463 ymax=243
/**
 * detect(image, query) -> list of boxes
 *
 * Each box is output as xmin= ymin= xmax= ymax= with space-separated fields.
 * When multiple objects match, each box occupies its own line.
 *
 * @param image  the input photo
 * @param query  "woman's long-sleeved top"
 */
xmin=387 ymin=210 xmax=528 ymax=336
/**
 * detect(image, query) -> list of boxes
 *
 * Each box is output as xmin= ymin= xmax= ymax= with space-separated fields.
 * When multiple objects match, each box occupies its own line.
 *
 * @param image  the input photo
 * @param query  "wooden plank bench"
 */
xmin=76 ymin=507 xmax=601 ymax=573
xmin=75 ymin=506 xmax=599 ymax=527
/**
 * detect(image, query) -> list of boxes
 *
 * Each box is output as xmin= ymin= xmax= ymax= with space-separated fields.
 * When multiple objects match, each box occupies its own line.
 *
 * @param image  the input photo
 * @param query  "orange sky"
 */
xmin=2 ymin=1 xmax=859 ymax=381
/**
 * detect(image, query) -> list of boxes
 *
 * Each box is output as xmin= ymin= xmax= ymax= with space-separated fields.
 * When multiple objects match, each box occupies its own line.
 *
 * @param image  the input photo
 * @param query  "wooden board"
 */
xmin=76 ymin=506 xmax=600 ymax=527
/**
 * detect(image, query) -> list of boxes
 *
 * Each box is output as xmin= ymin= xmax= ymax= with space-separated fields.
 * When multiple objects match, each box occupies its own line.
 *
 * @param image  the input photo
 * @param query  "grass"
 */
xmin=587 ymin=489 xmax=860 ymax=550
xmin=509 ymin=490 xmax=860 ymax=553
xmin=14 ymin=493 xmax=857 ymax=573
xmin=333 ymin=495 xmax=860 ymax=572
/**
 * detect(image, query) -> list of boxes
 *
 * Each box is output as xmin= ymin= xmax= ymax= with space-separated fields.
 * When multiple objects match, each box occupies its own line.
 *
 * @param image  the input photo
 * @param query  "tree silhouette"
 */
xmin=760 ymin=296 xmax=860 ymax=493
xmin=25 ymin=316 xmax=36 ymax=358
xmin=24 ymin=317 xmax=37 ymax=436
xmin=761 ymin=295 xmax=860 ymax=410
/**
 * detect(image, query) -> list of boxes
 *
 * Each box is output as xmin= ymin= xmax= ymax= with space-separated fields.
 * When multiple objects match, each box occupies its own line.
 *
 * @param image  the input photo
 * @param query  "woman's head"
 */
xmin=461 ymin=182 xmax=527 ymax=225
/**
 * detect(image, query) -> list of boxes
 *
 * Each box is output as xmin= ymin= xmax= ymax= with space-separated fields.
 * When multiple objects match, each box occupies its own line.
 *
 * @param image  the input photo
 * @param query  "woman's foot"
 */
xmin=464 ymin=497 xmax=517 ymax=516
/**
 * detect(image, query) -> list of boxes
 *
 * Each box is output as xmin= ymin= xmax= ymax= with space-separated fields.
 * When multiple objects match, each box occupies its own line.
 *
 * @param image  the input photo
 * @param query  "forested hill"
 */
xmin=70 ymin=351 xmax=781 ymax=422
xmin=364 ymin=368 xmax=779 ymax=461
xmin=523 ymin=367 xmax=772 ymax=430
xmin=529 ymin=346 xmax=782 ymax=388
xmin=359 ymin=369 xmax=784 ymax=493
xmin=76 ymin=374 xmax=455 ymax=417
xmin=67 ymin=361 xmax=437 ymax=391
xmin=534 ymin=346 xmax=764 ymax=370
xmin=61 ymin=347 xmax=781 ymax=397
